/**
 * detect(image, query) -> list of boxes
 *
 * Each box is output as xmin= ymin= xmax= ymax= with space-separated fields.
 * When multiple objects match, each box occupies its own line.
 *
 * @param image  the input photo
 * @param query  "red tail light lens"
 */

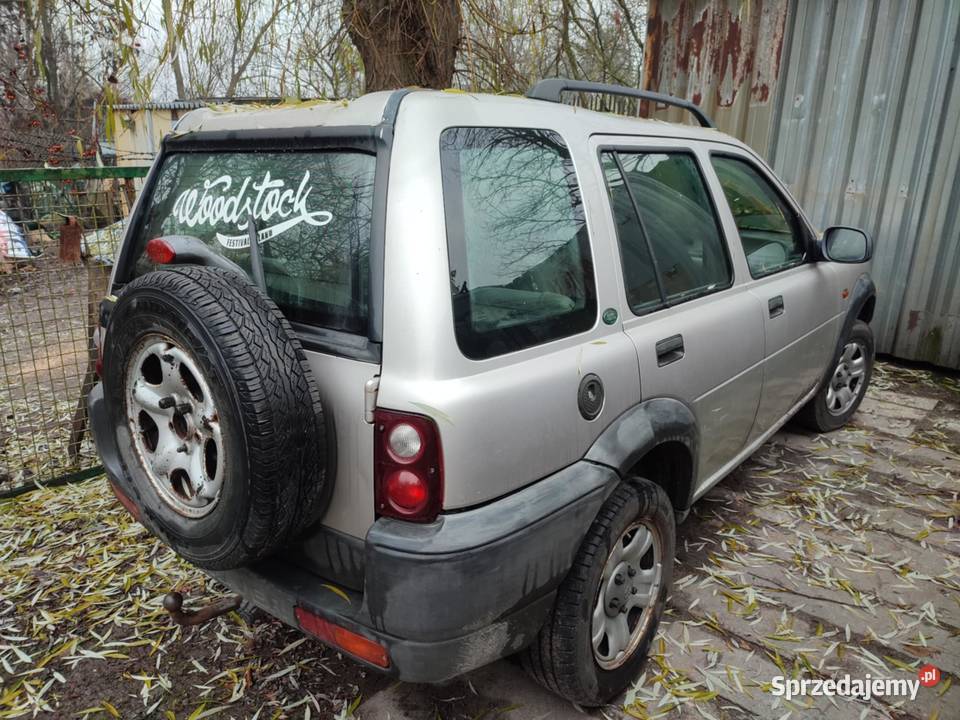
xmin=385 ymin=470 xmax=429 ymax=513
xmin=374 ymin=409 xmax=443 ymax=522
xmin=145 ymin=238 xmax=176 ymax=264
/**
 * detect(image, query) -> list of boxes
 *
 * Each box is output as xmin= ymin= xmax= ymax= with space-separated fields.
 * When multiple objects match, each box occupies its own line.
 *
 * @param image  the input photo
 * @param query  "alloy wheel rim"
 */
xmin=592 ymin=520 xmax=663 ymax=669
xmin=125 ymin=335 xmax=225 ymax=518
xmin=825 ymin=341 xmax=866 ymax=416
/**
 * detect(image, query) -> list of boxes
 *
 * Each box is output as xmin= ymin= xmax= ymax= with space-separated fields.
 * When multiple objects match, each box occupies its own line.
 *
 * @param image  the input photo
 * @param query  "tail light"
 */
xmin=94 ymin=297 xmax=115 ymax=379
xmin=146 ymin=237 xmax=176 ymax=264
xmin=93 ymin=324 xmax=104 ymax=378
xmin=374 ymin=409 xmax=443 ymax=522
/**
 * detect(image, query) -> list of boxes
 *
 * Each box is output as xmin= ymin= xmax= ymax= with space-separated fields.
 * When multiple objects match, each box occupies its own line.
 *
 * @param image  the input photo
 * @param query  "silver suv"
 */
xmin=89 ymin=79 xmax=877 ymax=706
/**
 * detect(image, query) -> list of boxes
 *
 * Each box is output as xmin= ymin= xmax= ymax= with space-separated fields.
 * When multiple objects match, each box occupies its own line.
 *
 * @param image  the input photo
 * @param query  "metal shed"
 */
xmin=644 ymin=0 xmax=960 ymax=369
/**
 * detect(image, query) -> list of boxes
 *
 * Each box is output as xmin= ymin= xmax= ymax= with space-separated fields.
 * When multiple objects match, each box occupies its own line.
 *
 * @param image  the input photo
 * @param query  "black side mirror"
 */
xmin=822 ymin=226 xmax=872 ymax=263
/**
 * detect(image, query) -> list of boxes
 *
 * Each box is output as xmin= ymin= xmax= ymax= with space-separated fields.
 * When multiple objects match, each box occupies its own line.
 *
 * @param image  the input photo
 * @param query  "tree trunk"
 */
xmin=37 ymin=0 xmax=60 ymax=111
xmin=342 ymin=0 xmax=461 ymax=93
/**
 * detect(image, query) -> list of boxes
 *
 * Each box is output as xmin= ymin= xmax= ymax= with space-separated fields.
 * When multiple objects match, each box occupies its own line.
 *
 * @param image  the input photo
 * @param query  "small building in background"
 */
xmin=109 ymin=101 xmax=206 ymax=166
xmin=108 ymin=98 xmax=285 ymax=166
xmin=644 ymin=0 xmax=960 ymax=369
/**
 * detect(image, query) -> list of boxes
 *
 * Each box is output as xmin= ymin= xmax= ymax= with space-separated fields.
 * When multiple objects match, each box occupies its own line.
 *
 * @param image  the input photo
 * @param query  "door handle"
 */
xmin=768 ymin=295 xmax=784 ymax=318
xmin=656 ymin=334 xmax=684 ymax=366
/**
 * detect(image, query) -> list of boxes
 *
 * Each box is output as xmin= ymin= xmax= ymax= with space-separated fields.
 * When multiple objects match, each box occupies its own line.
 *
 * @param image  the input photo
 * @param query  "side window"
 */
xmin=710 ymin=155 xmax=806 ymax=277
xmin=601 ymin=150 xmax=732 ymax=313
xmin=440 ymin=127 xmax=596 ymax=360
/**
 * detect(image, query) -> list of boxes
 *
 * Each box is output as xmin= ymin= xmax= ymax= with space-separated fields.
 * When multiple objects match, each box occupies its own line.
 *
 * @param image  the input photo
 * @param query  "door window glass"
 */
xmin=600 ymin=154 xmax=662 ymax=313
xmin=601 ymin=150 xmax=732 ymax=312
xmin=711 ymin=155 xmax=806 ymax=277
xmin=440 ymin=127 xmax=596 ymax=360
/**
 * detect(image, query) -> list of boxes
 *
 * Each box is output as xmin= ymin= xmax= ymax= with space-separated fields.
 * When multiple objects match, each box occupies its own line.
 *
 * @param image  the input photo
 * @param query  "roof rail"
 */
xmin=526 ymin=77 xmax=715 ymax=129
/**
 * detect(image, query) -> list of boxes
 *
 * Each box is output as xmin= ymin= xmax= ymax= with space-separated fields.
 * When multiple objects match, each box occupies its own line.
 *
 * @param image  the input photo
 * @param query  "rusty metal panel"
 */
xmin=645 ymin=0 xmax=960 ymax=368
xmin=644 ymin=0 xmax=790 ymax=152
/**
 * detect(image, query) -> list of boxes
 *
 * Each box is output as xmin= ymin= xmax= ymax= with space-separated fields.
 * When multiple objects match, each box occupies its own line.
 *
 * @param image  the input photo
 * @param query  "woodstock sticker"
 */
xmin=171 ymin=171 xmax=333 ymax=249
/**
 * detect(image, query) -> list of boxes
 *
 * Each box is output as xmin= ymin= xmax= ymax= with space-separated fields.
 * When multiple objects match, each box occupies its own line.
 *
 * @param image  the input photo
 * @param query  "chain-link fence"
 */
xmin=0 ymin=166 xmax=150 ymax=497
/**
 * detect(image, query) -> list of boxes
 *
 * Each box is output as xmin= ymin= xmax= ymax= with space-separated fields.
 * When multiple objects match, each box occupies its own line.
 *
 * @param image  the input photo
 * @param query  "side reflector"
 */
xmin=146 ymin=238 xmax=176 ymax=264
xmin=109 ymin=480 xmax=140 ymax=521
xmin=294 ymin=606 xmax=390 ymax=668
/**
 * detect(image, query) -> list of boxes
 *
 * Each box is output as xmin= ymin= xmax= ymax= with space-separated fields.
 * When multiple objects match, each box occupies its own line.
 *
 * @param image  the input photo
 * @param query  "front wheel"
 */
xmin=521 ymin=478 xmax=675 ymax=707
xmin=797 ymin=320 xmax=875 ymax=433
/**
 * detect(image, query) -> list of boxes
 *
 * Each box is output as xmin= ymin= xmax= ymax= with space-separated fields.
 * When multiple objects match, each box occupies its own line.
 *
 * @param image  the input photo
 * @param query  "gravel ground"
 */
xmin=1 ymin=361 xmax=957 ymax=719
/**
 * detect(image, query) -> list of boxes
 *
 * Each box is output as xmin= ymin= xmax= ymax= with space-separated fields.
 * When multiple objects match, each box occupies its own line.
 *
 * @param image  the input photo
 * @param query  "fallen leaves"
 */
xmin=0 ymin=480 xmax=372 ymax=718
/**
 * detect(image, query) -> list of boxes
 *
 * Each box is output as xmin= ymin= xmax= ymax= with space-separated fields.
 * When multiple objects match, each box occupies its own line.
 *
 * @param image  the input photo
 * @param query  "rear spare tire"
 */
xmin=101 ymin=265 xmax=330 ymax=569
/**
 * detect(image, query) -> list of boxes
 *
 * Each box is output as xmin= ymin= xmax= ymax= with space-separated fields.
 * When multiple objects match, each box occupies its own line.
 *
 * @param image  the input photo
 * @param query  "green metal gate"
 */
xmin=0 ymin=165 xmax=150 ymax=497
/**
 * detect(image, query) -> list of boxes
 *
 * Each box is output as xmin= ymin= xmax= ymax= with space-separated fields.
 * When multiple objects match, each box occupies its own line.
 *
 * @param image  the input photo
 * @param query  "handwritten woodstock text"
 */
xmin=171 ymin=171 xmax=333 ymax=249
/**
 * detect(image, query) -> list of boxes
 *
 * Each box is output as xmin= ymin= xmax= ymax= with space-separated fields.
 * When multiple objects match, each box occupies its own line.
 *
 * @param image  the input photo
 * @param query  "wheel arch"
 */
xmin=844 ymin=273 xmax=877 ymax=338
xmin=858 ymin=293 xmax=876 ymax=324
xmin=584 ymin=396 xmax=699 ymax=513
xmin=820 ymin=272 xmax=877 ymax=389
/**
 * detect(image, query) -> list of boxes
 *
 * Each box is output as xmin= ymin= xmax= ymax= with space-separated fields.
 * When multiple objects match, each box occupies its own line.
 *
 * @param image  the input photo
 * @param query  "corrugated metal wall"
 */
xmin=645 ymin=0 xmax=960 ymax=369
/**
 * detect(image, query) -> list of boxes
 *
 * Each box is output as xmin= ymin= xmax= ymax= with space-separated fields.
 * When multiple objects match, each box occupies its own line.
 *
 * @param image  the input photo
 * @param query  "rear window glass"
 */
xmin=130 ymin=151 xmax=376 ymax=333
xmin=440 ymin=127 xmax=596 ymax=360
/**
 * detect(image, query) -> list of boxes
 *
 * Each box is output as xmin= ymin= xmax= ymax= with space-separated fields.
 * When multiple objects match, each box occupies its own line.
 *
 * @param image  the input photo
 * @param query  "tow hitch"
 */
xmin=162 ymin=590 xmax=242 ymax=626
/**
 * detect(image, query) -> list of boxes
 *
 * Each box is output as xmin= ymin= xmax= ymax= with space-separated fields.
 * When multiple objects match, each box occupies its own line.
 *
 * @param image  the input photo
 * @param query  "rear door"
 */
xmin=708 ymin=152 xmax=840 ymax=436
xmin=590 ymin=137 xmax=765 ymax=489
xmin=119 ymin=144 xmax=383 ymax=539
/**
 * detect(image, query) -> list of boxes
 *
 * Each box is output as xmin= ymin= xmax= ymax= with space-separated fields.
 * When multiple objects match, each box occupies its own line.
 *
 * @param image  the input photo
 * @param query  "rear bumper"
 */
xmin=214 ymin=459 xmax=619 ymax=682
xmin=211 ymin=559 xmax=557 ymax=683
xmin=89 ymin=382 xmax=619 ymax=682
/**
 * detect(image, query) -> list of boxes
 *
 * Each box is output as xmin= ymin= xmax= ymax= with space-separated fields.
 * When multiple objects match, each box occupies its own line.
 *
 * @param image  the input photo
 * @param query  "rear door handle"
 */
xmin=769 ymin=295 xmax=784 ymax=318
xmin=656 ymin=334 xmax=684 ymax=366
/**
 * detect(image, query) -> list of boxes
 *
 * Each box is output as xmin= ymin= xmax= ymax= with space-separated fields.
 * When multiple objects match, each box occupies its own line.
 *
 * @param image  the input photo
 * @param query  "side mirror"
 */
xmin=822 ymin=226 xmax=872 ymax=263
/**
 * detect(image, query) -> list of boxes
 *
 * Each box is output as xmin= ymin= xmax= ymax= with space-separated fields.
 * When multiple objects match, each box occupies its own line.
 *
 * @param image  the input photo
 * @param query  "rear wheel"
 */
xmin=521 ymin=478 xmax=675 ymax=707
xmin=797 ymin=320 xmax=874 ymax=433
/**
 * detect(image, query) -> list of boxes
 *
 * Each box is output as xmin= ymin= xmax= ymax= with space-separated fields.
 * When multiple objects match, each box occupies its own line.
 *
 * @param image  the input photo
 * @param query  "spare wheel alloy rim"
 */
xmin=125 ymin=334 xmax=225 ymax=518
xmin=592 ymin=520 xmax=663 ymax=669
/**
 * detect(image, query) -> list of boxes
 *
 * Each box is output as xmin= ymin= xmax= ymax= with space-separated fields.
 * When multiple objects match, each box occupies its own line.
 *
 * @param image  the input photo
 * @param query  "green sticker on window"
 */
xmin=602 ymin=308 xmax=618 ymax=325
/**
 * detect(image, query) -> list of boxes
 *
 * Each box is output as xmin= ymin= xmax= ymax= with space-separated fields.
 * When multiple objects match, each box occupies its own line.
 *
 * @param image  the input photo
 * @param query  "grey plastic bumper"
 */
xmin=217 ymin=461 xmax=619 ymax=682
xmin=90 ymin=381 xmax=620 ymax=681
xmin=363 ymin=460 xmax=619 ymax=642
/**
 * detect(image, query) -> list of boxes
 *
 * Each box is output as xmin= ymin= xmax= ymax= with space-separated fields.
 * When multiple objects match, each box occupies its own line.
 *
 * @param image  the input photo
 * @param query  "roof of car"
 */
xmin=172 ymin=88 xmax=742 ymax=148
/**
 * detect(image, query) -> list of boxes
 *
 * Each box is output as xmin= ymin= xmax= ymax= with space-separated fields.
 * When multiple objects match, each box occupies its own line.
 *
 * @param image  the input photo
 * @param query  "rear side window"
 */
xmin=131 ymin=150 xmax=376 ymax=334
xmin=440 ymin=127 xmax=596 ymax=360
xmin=710 ymin=155 xmax=806 ymax=277
xmin=601 ymin=150 xmax=732 ymax=313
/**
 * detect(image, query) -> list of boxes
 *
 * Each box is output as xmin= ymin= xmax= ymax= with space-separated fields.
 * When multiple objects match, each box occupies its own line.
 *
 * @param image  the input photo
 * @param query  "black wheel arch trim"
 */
xmin=584 ymin=396 xmax=700 ymax=511
xmin=820 ymin=272 xmax=877 ymax=388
